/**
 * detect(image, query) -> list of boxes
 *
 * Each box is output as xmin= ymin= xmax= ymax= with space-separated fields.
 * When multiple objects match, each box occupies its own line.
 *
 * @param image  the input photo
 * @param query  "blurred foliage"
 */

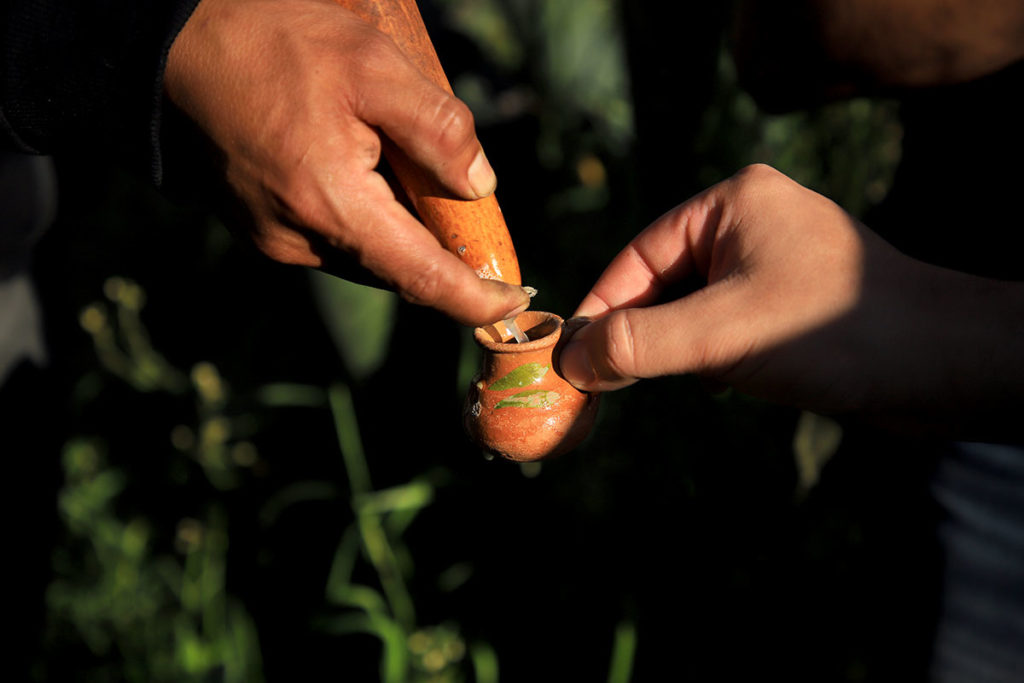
xmin=696 ymin=48 xmax=902 ymax=218
xmin=439 ymin=0 xmax=633 ymax=155
xmin=19 ymin=0 xmax=908 ymax=681
xmin=38 ymin=279 xmax=265 ymax=682
xmin=309 ymin=272 xmax=397 ymax=382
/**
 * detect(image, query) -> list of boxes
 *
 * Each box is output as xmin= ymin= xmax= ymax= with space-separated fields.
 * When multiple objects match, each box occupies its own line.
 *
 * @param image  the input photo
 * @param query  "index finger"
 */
xmin=327 ymin=169 xmax=530 ymax=327
xmin=574 ymin=185 xmax=722 ymax=319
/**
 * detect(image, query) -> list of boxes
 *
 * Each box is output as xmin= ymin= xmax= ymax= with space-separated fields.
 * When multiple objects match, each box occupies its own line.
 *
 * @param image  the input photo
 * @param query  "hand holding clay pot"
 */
xmin=464 ymin=311 xmax=600 ymax=462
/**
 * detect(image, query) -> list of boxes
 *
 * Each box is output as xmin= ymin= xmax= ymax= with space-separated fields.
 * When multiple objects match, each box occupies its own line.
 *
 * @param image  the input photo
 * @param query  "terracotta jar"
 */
xmin=464 ymin=311 xmax=600 ymax=462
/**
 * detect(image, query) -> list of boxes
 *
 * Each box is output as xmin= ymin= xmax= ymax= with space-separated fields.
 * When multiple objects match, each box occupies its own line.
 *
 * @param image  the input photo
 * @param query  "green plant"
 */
xmin=46 ymin=439 xmax=263 ymax=683
xmin=316 ymin=381 xmax=480 ymax=682
xmin=41 ymin=278 xmax=264 ymax=682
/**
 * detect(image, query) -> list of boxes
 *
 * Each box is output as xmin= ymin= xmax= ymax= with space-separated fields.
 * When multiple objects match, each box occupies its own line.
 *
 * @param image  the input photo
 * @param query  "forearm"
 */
xmin=875 ymin=260 xmax=1024 ymax=441
xmin=1 ymin=0 xmax=201 ymax=181
xmin=732 ymin=0 xmax=1024 ymax=110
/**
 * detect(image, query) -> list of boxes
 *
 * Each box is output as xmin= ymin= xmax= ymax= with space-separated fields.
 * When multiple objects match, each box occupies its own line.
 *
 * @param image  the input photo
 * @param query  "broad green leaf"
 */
xmin=309 ymin=272 xmax=397 ymax=382
xmin=495 ymin=389 xmax=560 ymax=409
xmin=488 ymin=362 xmax=548 ymax=390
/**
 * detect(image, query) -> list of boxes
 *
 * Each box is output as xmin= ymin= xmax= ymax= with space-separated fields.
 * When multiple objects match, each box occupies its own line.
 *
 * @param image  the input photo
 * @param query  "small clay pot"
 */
xmin=464 ymin=311 xmax=600 ymax=462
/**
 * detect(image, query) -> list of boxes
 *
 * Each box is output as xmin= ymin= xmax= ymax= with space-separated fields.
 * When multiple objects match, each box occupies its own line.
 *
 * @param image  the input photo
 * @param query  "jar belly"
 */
xmin=463 ymin=311 xmax=600 ymax=462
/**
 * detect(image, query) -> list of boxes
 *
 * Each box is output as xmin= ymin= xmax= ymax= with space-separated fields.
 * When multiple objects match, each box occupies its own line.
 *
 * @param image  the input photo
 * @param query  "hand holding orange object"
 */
xmin=165 ymin=0 xmax=526 ymax=326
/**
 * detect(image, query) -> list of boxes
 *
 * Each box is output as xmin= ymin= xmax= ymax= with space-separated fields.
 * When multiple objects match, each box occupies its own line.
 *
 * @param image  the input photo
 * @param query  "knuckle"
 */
xmin=690 ymin=335 xmax=725 ymax=376
xmin=599 ymin=310 xmax=640 ymax=380
xmin=353 ymin=31 xmax=402 ymax=76
xmin=737 ymin=162 xmax=779 ymax=179
xmin=730 ymin=162 xmax=796 ymax=210
xmin=733 ymin=162 xmax=782 ymax=190
xmin=255 ymin=235 xmax=290 ymax=263
xmin=420 ymin=94 xmax=475 ymax=153
xmin=399 ymin=258 xmax=446 ymax=307
xmin=271 ymin=178 xmax=313 ymax=217
xmin=264 ymin=182 xmax=323 ymax=237
xmin=253 ymin=230 xmax=315 ymax=267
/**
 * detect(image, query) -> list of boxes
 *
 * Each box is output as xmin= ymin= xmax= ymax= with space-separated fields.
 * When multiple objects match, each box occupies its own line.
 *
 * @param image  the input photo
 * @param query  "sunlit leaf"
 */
xmin=309 ymin=272 xmax=397 ymax=382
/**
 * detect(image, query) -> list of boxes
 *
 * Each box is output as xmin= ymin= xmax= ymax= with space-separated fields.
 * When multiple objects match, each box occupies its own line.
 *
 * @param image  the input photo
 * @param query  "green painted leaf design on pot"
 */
xmin=488 ymin=362 xmax=549 ymax=390
xmin=495 ymin=389 xmax=561 ymax=409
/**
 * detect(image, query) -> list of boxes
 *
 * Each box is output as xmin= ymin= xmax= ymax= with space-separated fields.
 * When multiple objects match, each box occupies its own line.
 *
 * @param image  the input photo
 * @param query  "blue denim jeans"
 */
xmin=930 ymin=441 xmax=1024 ymax=682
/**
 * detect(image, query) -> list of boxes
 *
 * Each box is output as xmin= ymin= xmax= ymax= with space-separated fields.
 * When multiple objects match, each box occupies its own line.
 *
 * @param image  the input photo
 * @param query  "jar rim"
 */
xmin=474 ymin=310 xmax=563 ymax=351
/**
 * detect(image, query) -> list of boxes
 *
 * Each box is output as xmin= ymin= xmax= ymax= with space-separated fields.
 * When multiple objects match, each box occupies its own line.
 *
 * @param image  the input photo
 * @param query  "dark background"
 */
xmin=8 ymin=1 xmax=1021 ymax=680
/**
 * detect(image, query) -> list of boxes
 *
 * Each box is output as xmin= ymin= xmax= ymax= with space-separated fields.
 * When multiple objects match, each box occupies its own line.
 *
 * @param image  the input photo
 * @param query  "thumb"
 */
xmin=558 ymin=282 xmax=747 ymax=392
xmin=354 ymin=43 xmax=496 ymax=200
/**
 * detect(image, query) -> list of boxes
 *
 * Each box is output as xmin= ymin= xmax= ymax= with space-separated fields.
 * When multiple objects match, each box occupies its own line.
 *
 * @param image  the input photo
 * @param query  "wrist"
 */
xmin=863 ymin=258 xmax=1024 ymax=440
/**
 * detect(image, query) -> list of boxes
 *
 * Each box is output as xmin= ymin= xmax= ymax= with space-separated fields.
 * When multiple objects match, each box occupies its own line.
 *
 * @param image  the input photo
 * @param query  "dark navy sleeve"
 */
xmin=1 ymin=0 xmax=201 ymax=184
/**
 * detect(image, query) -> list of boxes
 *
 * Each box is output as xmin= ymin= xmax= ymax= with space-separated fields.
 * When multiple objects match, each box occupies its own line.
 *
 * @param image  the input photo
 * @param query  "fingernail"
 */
xmin=468 ymin=149 xmax=497 ymax=198
xmin=501 ymin=287 xmax=531 ymax=319
xmin=503 ymin=301 xmax=530 ymax=319
xmin=558 ymin=338 xmax=596 ymax=389
xmin=562 ymin=316 xmax=591 ymax=340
